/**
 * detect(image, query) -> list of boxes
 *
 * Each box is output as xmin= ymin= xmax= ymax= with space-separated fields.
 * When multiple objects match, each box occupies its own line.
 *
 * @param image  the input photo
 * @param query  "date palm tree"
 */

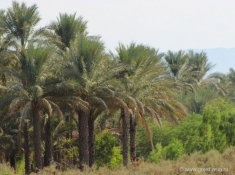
xmin=0 ymin=1 xmax=40 ymax=52
xmin=164 ymin=50 xmax=188 ymax=78
xmin=186 ymin=50 xmax=225 ymax=95
xmin=115 ymin=43 xmax=162 ymax=164
xmin=115 ymin=43 xmax=187 ymax=165
xmin=52 ymin=34 xmax=123 ymax=167
xmin=4 ymin=43 xmax=62 ymax=171
xmin=164 ymin=50 xmax=195 ymax=93
xmin=45 ymin=13 xmax=87 ymax=52
xmin=187 ymin=50 xmax=214 ymax=83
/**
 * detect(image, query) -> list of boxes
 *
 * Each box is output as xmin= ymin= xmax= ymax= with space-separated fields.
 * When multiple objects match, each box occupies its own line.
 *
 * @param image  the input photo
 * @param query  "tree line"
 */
xmin=0 ymin=1 xmax=235 ymax=174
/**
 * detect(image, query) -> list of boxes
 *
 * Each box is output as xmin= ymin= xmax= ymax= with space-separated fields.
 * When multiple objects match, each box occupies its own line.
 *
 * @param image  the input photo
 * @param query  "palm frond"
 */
xmin=144 ymin=106 xmax=162 ymax=128
xmin=38 ymin=98 xmax=52 ymax=117
xmin=48 ymin=101 xmax=64 ymax=120
xmin=18 ymin=102 xmax=31 ymax=131
xmin=8 ymin=97 xmax=30 ymax=116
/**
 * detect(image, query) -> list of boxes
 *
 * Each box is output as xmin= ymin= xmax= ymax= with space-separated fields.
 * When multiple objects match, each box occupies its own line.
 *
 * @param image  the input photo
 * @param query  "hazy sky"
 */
xmin=1 ymin=0 xmax=235 ymax=72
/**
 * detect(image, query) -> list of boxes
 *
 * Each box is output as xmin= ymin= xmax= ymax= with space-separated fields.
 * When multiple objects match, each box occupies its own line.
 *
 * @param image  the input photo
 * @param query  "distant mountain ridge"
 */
xmin=193 ymin=48 xmax=235 ymax=74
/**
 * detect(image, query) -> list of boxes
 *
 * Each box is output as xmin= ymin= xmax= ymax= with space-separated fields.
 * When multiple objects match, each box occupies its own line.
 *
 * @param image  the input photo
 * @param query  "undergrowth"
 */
xmin=1 ymin=147 xmax=235 ymax=175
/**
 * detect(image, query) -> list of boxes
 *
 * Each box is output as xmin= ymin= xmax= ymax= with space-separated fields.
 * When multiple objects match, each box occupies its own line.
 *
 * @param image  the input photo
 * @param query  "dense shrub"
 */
xmin=95 ymin=130 xmax=122 ymax=168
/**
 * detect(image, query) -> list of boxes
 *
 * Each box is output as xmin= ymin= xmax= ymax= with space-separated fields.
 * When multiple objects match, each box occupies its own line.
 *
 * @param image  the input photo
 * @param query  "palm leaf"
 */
xmin=8 ymin=97 xmax=29 ymax=116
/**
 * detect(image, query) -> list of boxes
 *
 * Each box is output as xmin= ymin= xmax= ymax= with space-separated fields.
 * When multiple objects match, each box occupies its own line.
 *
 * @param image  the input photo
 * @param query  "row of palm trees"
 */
xmin=0 ymin=1 xmax=232 ymax=174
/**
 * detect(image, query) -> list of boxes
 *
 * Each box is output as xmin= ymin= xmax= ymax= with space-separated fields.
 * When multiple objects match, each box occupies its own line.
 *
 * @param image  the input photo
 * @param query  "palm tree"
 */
xmin=0 ymin=1 xmax=40 ymax=51
xmin=114 ymin=43 xmax=188 ymax=165
xmin=186 ymin=50 xmax=226 ymax=96
xmin=47 ymin=13 xmax=88 ymax=51
xmin=23 ymin=119 xmax=30 ymax=175
xmin=187 ymin=50 xmax=215 ymax=83
xmin=164 ymin=50 xmax=195 ymax=93
xmin=164 ymin=50 xmax=188 ymax=78
xmin=5 ymin=44 xmax=62 ymax=171
xmin=54 ymin=34 xmax=122 ymax=167
xmin=0 ymin=21 xmax=19 ymax=90
xmin=177 ymin=87 xmax=220 ymax=114
xmin=218 ymin=68 xmax=235 ymax=101
xmin=114 ymin=43 xmax=164 ymax=164
xmin=43 ymin=15 xmax=89 ymax=167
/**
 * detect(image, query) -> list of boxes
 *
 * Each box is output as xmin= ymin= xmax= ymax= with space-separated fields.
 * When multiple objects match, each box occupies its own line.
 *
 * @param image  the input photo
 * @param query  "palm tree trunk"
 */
xmin=24 ymin=121 xmax=30 ymax=175
xmin=130 ymin=116 xmax=137 ymax=162
xmin=0 ymin=148 xmax=5 ymax=163
xmin=32 ymin=102 xmax=42 ymax=170
xmin=77 ymin=110 xmax=89 ymax=168
xmin=9 ymin=150 xmax=16 ymax=171
xmin=88 ymin=117 xmax=95 ymax=167
xmin=44 ymin=117 xmax=52 ymax=167
xmin=121 ymin=109 xmax=129 ymax=166
xmin=65 ymin=114 xmax=70 ymax=139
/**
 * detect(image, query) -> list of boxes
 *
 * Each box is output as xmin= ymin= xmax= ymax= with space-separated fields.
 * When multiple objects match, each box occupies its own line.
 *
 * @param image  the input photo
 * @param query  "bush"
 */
xmin=108 ymin=146 xmax=122 ymax=169
xmin=148 ymin=143 xmax=165 ymax=163
xmin=149 ymin=139 xmax=185 ymax=163
xmin=199 ymin=98 xmax=235 ymax=152
xmin=95 ymin=130 xmax=120 ymax=168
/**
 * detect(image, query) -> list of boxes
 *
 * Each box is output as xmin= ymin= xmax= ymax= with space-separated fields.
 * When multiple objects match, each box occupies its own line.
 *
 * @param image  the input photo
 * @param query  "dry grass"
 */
xmin=0 ymin=163 xmax=15 ymax=175
xmin=1 ymin=147 xmax=235 ymax=175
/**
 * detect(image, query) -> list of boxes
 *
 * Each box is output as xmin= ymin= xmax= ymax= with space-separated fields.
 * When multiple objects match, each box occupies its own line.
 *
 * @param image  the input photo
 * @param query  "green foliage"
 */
xmin=147 ymin=99 xmax=235 ymax=162
xmin=108 ymin=146 xmax=122 ymax=169
xmin=148 ymin=143 xmax=165 ymax=163
xmin=174 ymin=114 xmax=203 ymax=154
xmin=95 ymin=130 xmax=118 ymax=168
xmin=136 ymin=122 xmax=167 ymax=158
xmin=137 ymin=115 xmax=203 ymax=158
xmin=16 ymin=155 xmax=25 ymax=174
xmin=149 ymin=139 xmax=185 ymax=163
xmin=199 ymin=98 xmax=235 ymax=152
xmin=164 ymin=138 xmax=185 ymax=160
xmin=176 ymin=88 xmax=220 ymax=114
xmin=2 ymin=1 xmax=235 ymax=173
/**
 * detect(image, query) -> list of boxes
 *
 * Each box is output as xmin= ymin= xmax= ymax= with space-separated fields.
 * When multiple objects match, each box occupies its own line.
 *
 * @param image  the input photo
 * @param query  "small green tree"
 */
xmin=149 ymin=139 xmax=185 ymax=163
xmin=199 ymin=98 xmax=235 ymax=152
xmin=165 ymin=138 xmax=185 ymax=160
xmin=109 ymin=146 xmax=122 ymax=169
xmin=148 ymin=143 xmax=165 ymax=163
xmin=95 ymin=130 xmax=118 ymax=167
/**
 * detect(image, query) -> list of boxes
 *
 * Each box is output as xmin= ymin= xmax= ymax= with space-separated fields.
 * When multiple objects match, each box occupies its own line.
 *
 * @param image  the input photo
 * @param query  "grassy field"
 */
xmin=1 ymin=147 xmax=235 ymax=175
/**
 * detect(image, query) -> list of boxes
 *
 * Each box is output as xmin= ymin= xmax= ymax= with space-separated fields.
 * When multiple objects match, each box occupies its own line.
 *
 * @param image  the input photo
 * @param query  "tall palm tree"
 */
xmin=115 ymin=43 xmax=188 ymax=165
xmin=5 ymin=44 xmax=62 ymax=170
xmin=54 ymin=35 xmax=122 ymax=167
xmin=42 ymin=15 xmax=89 ymax=167
xmin=114 ymin=43 xmax=164 ymax=164
xmin=22 ymin=119 xmax=30 ymax=175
